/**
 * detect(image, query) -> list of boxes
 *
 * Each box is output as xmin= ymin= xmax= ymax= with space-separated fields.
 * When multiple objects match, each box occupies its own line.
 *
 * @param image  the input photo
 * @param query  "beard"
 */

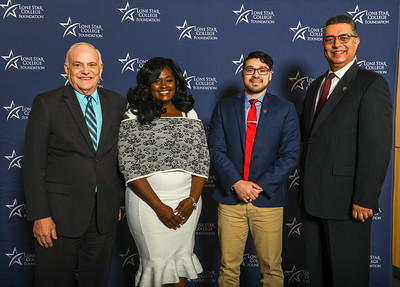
xmin=244 ymin=82 xmax=267 ymax=95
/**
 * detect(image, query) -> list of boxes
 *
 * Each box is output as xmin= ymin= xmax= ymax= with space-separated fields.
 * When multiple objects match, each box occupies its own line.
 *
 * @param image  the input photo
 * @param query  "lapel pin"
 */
xmin=263 ymin=109 xmax=267 ymax=114
xmin=343 ymin=86 xmax=348 ymax=91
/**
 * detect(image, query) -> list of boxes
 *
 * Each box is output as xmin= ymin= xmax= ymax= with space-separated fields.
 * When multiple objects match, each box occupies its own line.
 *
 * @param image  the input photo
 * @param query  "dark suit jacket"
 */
xmin=23 ymin=85 xmax=126 ymax=237
xmin=300 ymin=62 xmax=392 ymax=220
xmin=208 ymin=92 xmax=300 ymax=207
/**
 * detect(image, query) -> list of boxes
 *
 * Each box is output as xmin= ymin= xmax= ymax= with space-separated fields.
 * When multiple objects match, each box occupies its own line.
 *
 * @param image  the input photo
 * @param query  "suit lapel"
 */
xmin=256 ymin=93 xmax=271 ymax=131
xmin=97 ymin=89 xmax=111 ymax=153
xmin=235 ymin=93 xmax=246 ymax=151
xmin=63 ymin=85 xmax=96 ymax=153
xmin=312 ymin=63 xmax=358 ymax=133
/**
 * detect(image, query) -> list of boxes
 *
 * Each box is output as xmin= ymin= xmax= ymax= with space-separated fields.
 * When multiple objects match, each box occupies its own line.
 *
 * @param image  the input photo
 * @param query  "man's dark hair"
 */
xmin=323 ymin=15 xmax=358 ymax=36
xmin=243 ymin=51 xmax=274 ymax=70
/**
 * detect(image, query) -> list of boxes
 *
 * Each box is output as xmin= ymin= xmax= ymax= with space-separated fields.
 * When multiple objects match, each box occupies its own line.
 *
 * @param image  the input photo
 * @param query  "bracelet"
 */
xmin=188 ymin=196 xmax=197 ymax=209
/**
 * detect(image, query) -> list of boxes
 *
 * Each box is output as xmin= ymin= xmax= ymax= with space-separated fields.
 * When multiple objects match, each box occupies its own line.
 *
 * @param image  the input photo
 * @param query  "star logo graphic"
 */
xmin=61 ymin=73 xmax=70 ymax=86
xmin=119 ymin=53 xmax=138 ymax=73
xmin=118 ymin=2 xmax=138 ymax=23
xmin=6 ymin=199 xmax=26 ymax=218
xmin=233 ymin=4 xmax=253 ymax=25
xmin=285 ymin=265 xmax=304 ymax=284
xmin=355 ymin=55 xmax=366 ymax=67
xmin=285 ymin=217 xmax=302 ymax=236
xmin=60 ymin=17 xmax=80 ymax=38
xmin=4 ymin=150 xmax=24 ymax=170
xmin=347 ymin=5 xmax=368 ymax=24
xmin=119 ymin=248 xmax=138 ymax=267
xmin=176 ymin=20 xmax=196 ymax=40
xmin=232 ymin=55 xmax=244 ymax=75
xmin=0 ymin=0 xmax=20 ymax=19
xmin=3 ymin=100 xmax=23 ymax=120
xmin=5 ymin=248 xmax=25 ymax=267
xmin=2 ymin=50 xmax=22 ymax=71
xmin=183 ymin=70 xmax=195 ymax=89
xmin=288 ymin=72 xmax=308 ymax=92
xmin=289 ymin=169 xmax=299 ymax=188
xmin=290 ymin=21 xmax=309 ymax=42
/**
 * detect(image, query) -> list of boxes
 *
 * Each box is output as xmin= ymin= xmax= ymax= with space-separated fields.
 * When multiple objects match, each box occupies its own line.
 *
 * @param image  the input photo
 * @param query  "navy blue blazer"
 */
xmin=208 ymin=92 xmax=300 ymax=207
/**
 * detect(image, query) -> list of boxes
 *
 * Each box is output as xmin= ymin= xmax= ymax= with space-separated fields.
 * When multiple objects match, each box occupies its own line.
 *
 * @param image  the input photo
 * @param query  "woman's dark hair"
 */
xmin=127 ymin=57 xmax=194 ymax=124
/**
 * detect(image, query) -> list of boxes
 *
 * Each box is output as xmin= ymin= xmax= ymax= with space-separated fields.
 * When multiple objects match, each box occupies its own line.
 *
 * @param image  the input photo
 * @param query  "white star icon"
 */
xmin=60 ymin=17 xmax=80 ymax=38
xmin=232 ymin=55 xmax=244 ymax=75
xmin=176 ymin=20 xmax=195 ymax=40
xmin=119 ymin=53 xmax=138 ymax=73
xmin=118 ymin=2 xmax=137 ymax=23
xmin=233 ymin=4 xmax=252 ymax=25
xmin=0 ymin=0 xmax=20 ymax=19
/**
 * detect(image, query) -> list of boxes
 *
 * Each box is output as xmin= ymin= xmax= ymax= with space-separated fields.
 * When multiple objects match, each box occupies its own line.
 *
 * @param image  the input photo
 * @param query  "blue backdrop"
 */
xmin=0 ymin=0 xmax=398 ymax=286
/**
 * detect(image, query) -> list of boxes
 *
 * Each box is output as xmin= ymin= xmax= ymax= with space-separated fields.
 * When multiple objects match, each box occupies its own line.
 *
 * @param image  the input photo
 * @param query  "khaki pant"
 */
xmin=218 ymin=203 xmax=284 ymax=287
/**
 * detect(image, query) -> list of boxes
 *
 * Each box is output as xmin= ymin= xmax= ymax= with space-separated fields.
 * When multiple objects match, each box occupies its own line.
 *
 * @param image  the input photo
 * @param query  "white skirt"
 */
xmin=125 ymin=171 xmax=203 ymax=287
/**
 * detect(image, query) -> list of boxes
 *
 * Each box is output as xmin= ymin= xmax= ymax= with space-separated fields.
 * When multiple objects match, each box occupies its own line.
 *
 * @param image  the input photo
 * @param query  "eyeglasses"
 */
xmin=322 ymin=34 xmax=358 ymax=45
xmin=243 ymin=67 xmax=270 ymax=76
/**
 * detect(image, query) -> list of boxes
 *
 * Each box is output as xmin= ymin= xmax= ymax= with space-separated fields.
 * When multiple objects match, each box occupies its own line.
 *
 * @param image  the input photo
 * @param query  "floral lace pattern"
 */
xmin=118 ymin=116 xmax=210 ymax=183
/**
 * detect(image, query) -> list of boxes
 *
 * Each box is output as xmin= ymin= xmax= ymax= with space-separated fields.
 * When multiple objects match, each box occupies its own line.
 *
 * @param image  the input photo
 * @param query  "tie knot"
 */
xmin=326 ymin=73 xmax=335 ymax=82
xmin=249 ymin=99 xmax=258 ymax=106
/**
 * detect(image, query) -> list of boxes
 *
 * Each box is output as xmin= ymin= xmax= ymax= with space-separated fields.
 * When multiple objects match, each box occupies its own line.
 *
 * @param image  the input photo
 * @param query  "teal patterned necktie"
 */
xmin=85 ymin=96 xmax=97 ymax=150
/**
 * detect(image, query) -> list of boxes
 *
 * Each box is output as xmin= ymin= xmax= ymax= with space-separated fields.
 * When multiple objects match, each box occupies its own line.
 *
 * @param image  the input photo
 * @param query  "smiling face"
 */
xmin=323 ymin=23 xmax=360 ymax=72
xmin=64 ymin=44 xmax=103 ymax=95
xmin=151 ymin=66 xmax=176 ymax=107
xmin=241 ymin=58 xmax=272 ymax=99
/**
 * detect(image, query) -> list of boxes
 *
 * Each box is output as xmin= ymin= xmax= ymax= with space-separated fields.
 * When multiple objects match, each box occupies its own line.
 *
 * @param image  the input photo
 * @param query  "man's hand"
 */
xmin=352 ymin=204 xmax=373 ymax=222
xmin=33 ymin=217 xmax=58 ymax=248
xmin=233 ymin=180 xmax=263 ymax=203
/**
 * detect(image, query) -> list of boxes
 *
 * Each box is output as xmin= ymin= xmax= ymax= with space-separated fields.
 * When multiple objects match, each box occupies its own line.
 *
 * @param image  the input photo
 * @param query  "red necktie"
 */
xmin=243 ymin=99 xmax=258 ymax=181
xmin=313 ymin=73 xmax=335 ymax=122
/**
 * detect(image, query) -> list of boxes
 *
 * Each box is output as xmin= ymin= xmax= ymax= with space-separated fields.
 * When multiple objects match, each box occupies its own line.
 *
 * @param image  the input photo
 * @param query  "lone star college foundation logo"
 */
xmin=2 ymin=49 xmax=45 ymax=70
xmin=356 ymin=55 xmax=388 ymax=75
xmin=188 ymin=270 xmax=217 ymax=284
xmin=347 ymin=5 xmax=390 ymax=25
xmin=118 ymin=52 xmax=147 ymax=74
xmin=60 ymin=17 xmax=103 ymax=38
xmin=119 ymin=248 xmax=139 ymax=267
xmin=3 ymin=100 xmax=30 ymax=120
xmin=233 ymin=4 xmax=276 ymax=25
xmin=5 ymin=247 xmax=35 ymax=267
xmin=4 ymin=149 xmax=24 ymax=170
xmin=290 ymin=21 xmax=322 ymax=42
xmin=118 ymin=2 xmax=160 ymax=23
xmin=370 ymin=254 xmax=382 ymax=268
xmin=288 ymin=72 xmax=314 ymax=93
xmin=285 ymin=265 xmax=310 ymax=284
xmin=285 ymin=217 xmax=302 ymax=237
xmin=6 ymin=199 xmax=27 ymax=219
xmin=0 ymin=0 xmax=44 ymax=20
xmin=183 ymin=70 xmax=217 ymax=91
xmin=176 ymin=20 xmax=218 ymax=41
xmin=232 ymin=54 xmax=244 ymax=75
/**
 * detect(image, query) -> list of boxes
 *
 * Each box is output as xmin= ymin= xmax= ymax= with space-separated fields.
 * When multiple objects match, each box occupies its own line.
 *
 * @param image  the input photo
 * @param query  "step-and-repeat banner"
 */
xmin=0 ymin=0 xmax=398 ymax=286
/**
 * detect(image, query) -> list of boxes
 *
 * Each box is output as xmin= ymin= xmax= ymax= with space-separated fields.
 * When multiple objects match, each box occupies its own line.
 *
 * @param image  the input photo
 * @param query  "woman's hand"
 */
xmin=156 ymin=203 xmax=182 ymax=230
xmin=174 ymin=198 xmax=196 ymax=226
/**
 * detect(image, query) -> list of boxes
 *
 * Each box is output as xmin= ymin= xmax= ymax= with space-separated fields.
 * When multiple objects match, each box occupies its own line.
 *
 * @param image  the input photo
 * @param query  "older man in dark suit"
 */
xmin=299 ymin=15 xmax=392 ymax=287
xmin=23 ymin=42 xmax=126 ymax=287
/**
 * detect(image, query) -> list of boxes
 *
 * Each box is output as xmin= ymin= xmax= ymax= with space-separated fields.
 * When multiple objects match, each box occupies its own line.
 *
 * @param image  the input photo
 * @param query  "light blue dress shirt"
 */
xmin=244 ymin=92 xmax=265 ymax=127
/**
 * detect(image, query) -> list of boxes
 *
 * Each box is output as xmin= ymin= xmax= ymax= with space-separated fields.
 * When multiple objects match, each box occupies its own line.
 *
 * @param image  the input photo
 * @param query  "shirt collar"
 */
xmin=73 ymin=88 xmax=100 ymax=105
xmin=244 ymin=91 xmax=266 ymax=103
xmin=328 ymin=59 xmax=355 ymax=80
